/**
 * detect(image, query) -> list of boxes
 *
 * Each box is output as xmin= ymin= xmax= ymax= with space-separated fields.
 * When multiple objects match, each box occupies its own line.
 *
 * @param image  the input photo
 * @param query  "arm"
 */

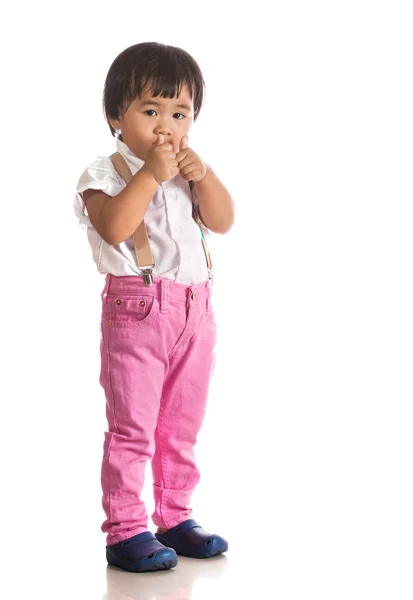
xmin=82 ymin=165 xmax=158 ymax=245
xmin=193 ymin=165 xmax=235 ymax=234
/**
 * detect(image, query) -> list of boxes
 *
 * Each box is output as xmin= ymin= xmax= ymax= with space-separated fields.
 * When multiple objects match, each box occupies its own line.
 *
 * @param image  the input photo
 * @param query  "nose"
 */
xmin=155 ymin=127 xmax=170 ymax=136
xmin=154 ymin=129 xmax=176 ymax=149
xmin=154 ymin=117 xmax=174 ymax=137
xmin=155 ymin=126 xmax=171 ymax=135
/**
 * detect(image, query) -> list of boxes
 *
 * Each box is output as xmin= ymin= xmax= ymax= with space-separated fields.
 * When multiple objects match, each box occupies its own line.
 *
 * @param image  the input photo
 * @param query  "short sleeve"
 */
xmin=74 ymin=157 xmax=125 ymax=225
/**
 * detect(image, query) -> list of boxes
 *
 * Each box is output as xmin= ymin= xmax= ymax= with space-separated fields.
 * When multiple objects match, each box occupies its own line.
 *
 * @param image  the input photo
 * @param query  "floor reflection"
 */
xmin=104 ymin=554 xmax=228 ymax=600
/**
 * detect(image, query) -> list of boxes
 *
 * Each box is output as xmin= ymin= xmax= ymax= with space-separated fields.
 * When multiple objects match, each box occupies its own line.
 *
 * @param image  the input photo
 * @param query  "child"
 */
xmin=74 ymin=42 xmax=235 ymax=573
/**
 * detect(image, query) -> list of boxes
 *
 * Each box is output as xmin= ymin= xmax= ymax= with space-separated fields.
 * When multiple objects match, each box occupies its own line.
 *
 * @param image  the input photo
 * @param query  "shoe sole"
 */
xmin=107 ymin=556 xmax=178 ymax=572
xmin=179 ymin=544 xmax=228 ymax=559
xmin=156 ymin=532 xmax=228 ymax=560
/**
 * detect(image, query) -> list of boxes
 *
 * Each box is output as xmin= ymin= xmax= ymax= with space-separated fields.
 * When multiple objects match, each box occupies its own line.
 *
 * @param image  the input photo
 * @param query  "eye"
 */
xmin=143 ymin=110 xmax=185 ymax=119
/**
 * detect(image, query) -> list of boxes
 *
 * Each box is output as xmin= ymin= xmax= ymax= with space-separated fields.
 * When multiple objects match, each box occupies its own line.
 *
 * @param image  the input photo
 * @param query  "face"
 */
xmin=109 ymin=82 xmax=195 ymax=160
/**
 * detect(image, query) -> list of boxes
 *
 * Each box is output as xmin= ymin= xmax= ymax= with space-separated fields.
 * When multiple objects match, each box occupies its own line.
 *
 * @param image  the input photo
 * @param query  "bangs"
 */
xmin=125 ymin=64 xmax=195 ymax=110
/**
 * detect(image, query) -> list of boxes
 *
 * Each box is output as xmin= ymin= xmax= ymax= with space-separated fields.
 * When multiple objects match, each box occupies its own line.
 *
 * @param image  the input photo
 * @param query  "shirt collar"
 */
xmin=116 ymin=137 xmax=145 ymax=174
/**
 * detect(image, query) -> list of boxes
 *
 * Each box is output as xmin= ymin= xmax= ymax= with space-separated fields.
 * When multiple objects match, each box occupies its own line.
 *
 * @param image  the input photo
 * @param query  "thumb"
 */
xmin=179 ymin=135 xmax=189 ymax=151
xmin=156 ymin=133 xmax=164 ymax=146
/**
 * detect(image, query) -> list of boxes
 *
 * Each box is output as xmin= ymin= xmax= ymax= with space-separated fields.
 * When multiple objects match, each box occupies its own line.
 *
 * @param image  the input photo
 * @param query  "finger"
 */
xmin=156 ymin=133 xmax=164 ymax=146
xmin=180 ymin=166 xmax=199 ymax=180
xmin=177 ymin=156 xmax=192 ymax=170
xmin=179 ymin=135 xmax=189 ymax=152
xmin=172 ymin=137 xmax=180 ymax=154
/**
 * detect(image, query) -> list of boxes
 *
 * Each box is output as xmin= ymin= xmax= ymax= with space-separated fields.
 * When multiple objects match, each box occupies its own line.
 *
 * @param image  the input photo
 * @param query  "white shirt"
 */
xmin=74 ymin=138 xmax=211 ymax=285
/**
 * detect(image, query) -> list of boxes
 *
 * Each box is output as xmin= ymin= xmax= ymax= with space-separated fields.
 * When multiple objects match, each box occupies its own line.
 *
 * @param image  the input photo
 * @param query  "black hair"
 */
xmin=103 ymin=42 xmax=206 ymax=137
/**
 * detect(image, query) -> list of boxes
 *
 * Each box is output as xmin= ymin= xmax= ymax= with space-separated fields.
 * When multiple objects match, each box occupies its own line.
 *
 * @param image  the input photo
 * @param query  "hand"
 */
xmin=176 ymin=135 xmax=208 ymax=183
xmin=142 ymin=133 xmax=180 ymax=184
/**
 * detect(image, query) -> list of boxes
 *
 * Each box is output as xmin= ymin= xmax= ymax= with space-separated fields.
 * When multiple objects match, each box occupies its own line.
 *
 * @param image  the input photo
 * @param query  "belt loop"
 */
xmin=101 ymin=274 xmax=111 ymax=302
xmin=160 ymin=278 xmax=169 ymax=313
xmin=187 ymin=285 xmax=196 ymax=308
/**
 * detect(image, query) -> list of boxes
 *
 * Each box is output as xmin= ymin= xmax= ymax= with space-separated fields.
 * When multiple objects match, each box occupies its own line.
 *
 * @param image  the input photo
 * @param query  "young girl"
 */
xmin=74 ymin=42 xmax=235 ymax=573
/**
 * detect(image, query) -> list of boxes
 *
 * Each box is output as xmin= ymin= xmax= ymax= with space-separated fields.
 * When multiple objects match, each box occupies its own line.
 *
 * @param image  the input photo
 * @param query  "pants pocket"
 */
xmin=104 ymin=294 xmax=157 ymax=326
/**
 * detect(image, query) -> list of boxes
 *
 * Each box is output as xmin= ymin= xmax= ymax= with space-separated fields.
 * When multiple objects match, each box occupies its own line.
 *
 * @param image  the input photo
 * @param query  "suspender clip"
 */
xmin=140 ymin=267 xmax=154 ymax=287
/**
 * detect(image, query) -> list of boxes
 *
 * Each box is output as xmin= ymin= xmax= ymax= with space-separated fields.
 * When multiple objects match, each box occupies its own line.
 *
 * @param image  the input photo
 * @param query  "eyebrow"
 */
xmin=139 ymin=99 xmax=192 ymax=111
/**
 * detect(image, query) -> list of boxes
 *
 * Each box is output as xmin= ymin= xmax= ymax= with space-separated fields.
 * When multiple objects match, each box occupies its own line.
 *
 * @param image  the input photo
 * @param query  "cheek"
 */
xmin=127 ymin=113 xmax=148 ymax=130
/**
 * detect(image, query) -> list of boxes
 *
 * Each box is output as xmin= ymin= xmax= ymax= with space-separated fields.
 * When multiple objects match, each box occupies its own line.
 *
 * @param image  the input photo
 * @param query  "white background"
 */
xmin=1 ymin=1 xmax=412 ymax=598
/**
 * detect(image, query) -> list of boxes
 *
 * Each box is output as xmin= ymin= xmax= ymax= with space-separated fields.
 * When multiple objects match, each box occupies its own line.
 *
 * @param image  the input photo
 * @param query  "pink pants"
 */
xmin=98 ymin=273 xmax=217 ymax=546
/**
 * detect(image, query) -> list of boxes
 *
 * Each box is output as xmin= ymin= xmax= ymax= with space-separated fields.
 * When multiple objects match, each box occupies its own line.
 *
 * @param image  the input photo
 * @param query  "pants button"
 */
xmin=191 ymin=290 xmax=198 ymax=300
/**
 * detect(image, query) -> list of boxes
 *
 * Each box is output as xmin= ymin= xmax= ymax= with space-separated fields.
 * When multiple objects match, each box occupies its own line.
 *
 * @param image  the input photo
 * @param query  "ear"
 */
xmin=109 ymin=117 xmax=122 ymax=131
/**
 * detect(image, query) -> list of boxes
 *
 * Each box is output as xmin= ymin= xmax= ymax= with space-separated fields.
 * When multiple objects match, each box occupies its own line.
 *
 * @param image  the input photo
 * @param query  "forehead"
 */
xmin=138 ymin=83 xmax=193 ymax=111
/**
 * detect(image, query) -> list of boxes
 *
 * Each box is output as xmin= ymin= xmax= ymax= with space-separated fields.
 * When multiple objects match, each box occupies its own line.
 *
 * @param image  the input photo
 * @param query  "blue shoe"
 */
xmin=155 ymin=519 xmax=228 ymax=559
xmin=106 ymin=531 xmax=178 ymax=572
